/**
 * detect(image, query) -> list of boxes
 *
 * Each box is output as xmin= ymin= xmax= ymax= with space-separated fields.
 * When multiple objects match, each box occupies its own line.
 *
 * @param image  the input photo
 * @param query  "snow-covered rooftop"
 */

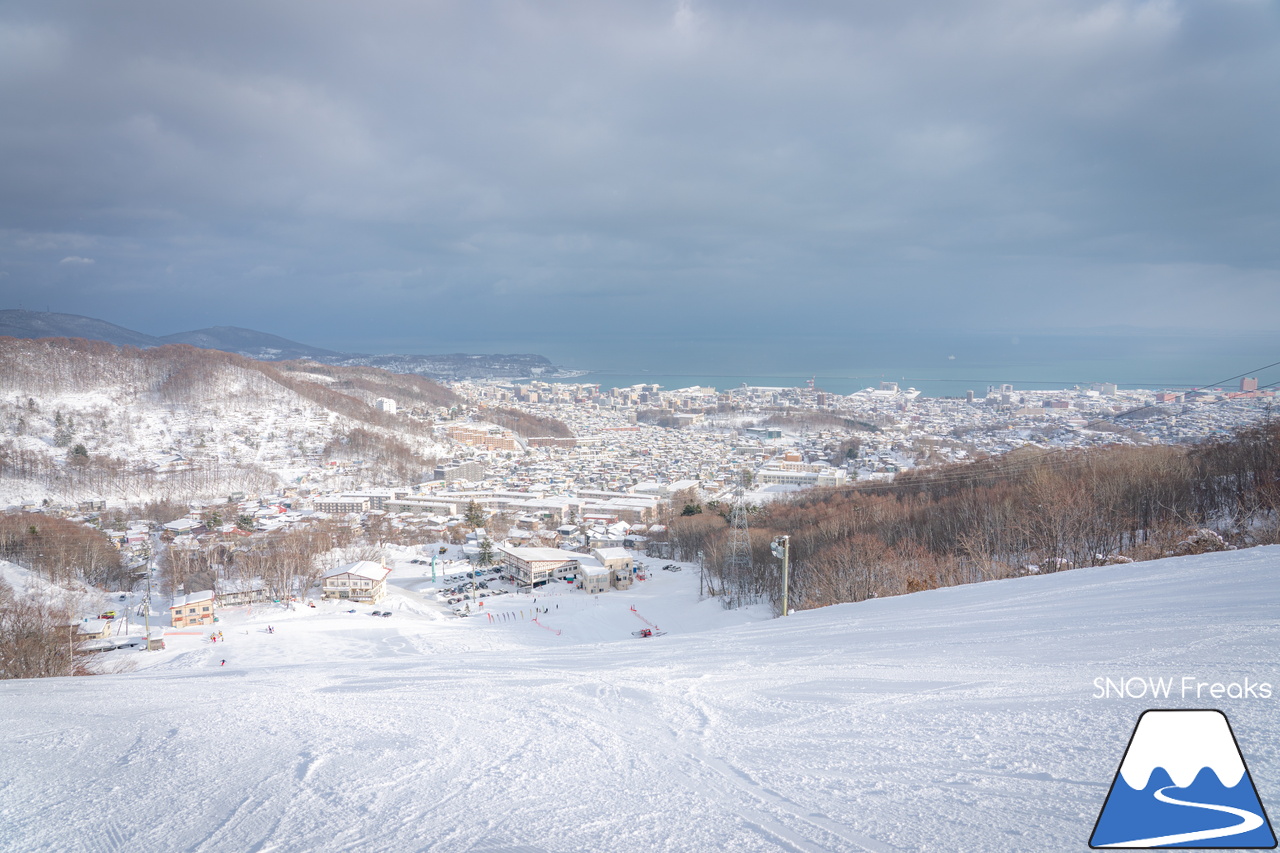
xmin=170 ymin=590 xmax=214 ymax=609
xmin=322 ymin=560 xmax=390 ymax=581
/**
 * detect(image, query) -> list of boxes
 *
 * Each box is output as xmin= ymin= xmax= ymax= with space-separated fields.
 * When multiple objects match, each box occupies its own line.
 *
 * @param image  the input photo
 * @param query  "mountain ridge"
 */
xmin=0 ymin=309 xmax=568 ymax=380
xmin=0 ymin=309 xmax=164 ymax=349
xmin=159 ymin=325 xmax=345 ymax=361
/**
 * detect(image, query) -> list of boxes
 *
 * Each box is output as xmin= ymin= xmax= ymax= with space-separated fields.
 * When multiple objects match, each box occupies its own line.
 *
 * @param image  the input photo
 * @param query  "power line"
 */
xmin=1090 ymin=358 xmax=1280 ymax=426
xmin=798 ymin=358 xmax=1280 ymax=497
xmin=1189 ymin=359 xmax=1280 ymax=393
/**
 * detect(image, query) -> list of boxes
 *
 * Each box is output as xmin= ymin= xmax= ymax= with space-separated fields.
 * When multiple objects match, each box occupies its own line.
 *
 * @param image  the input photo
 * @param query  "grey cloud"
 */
xmin=0 ymin=0 xmax=1276 ymax=350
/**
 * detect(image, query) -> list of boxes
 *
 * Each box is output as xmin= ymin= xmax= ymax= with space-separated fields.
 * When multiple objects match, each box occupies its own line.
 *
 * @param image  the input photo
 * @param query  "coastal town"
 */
xmin=3 ymin=368 xmax=1269 ymax=659
xmin=10 ymin=373 xmax=1276 ymax=552
xmin=442 ymin=375 xmax=1276 ymax=508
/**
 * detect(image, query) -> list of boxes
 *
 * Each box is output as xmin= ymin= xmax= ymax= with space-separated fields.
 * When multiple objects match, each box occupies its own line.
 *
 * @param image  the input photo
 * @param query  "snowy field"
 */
xmin=1 ymin=548 xmax=1278 ymax=852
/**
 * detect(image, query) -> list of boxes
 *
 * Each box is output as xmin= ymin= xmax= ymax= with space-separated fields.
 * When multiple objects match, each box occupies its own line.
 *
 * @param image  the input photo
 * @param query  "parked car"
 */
xmin=370 ymin=611 xmax=383 ymax=616
xmin=379 ymin=610 xmax=391 ymax=617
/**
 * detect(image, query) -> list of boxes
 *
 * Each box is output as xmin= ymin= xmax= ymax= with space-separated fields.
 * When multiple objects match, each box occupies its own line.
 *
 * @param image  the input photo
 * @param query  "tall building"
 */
xmin=435 ymin=460 xmax=486 ymax=482
xmin=375 ymin=397 xmax=397 ymax=414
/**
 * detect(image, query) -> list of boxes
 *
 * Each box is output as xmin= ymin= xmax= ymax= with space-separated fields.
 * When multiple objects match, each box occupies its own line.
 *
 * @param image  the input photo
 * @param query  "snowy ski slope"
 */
xmin=1 ymin=547 xmax=1277 ymax=852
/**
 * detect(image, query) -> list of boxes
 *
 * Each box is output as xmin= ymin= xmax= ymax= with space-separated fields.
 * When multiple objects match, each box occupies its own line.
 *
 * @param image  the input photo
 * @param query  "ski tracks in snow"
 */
xmin=569 ymin=668 xmax=902 ymax=853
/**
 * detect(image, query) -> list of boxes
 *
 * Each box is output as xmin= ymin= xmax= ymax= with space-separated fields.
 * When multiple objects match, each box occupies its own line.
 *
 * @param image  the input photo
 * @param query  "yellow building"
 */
xmin=170 ymin=590 xmax=216 ymax=628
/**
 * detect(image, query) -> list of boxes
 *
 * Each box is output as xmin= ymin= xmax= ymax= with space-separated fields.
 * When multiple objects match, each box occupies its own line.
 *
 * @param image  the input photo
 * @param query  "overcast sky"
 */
xmin=1 ymin=0 xmax=1277 ymax=362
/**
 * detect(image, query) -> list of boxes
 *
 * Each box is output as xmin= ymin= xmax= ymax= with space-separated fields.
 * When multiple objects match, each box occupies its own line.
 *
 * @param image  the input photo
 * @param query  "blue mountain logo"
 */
xmin=1091 ymin=709 xmax=1276 ymax=848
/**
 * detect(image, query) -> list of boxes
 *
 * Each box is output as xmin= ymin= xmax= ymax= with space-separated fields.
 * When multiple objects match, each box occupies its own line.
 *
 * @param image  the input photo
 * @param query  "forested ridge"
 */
xmin=0 ymin=337 xmax=450 ymax=500
xmin=484 ymin=407 xmax=575 ymax=439
xmin=669 ymin=421 xmax=1280 ymax=612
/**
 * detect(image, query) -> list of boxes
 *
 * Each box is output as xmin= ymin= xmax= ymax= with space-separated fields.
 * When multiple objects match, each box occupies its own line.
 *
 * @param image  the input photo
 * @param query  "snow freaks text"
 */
xmin=1093 ymin=676 xmax=1274 ymax=701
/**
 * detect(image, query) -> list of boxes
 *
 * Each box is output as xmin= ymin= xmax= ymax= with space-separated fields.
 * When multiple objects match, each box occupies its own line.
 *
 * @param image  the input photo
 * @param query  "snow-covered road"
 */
xmin=2 ymin=548 xmax=1277 ymax=852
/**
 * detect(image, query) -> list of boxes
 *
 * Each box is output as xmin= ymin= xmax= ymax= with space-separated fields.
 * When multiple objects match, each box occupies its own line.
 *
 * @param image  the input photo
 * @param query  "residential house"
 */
xmin=76 ymin=619 xmax=113 ymax=642
xmin=214 ymin=577 xmax=271 ymax=607
xmin=162 ymin=517 xmax=206 ymax=537
xmin=170 ymin=590 xmax=216 ymax=628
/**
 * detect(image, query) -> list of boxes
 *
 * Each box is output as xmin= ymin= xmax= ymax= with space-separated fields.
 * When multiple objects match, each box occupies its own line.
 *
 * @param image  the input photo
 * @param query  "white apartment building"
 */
xmin=314 ymin=494 xmax=372 ymax=514
xmin=321 ymin=561 xmax=392 ymax=603
xmin=756 ymin=462 xmax=848 ymax=487
xmin=499 ymin=546 xmax=582 ymax=586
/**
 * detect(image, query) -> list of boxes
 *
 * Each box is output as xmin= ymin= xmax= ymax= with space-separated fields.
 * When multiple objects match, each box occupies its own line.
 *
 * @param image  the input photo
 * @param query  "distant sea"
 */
xmin=546 ymin=330 xmax=1280 ymax=399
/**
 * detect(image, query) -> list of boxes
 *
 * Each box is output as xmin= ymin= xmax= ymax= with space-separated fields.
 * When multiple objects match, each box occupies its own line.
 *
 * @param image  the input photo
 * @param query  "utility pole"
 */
xmin=143 ymin=559 xmax=153 ymax=649
xmin=771 ymin=535 xmax=791 ymax=617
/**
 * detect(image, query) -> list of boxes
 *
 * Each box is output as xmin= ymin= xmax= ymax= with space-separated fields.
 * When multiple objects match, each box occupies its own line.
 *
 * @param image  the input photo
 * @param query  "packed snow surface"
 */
xmin=2 ymin=547 xmax=1278 ymax=852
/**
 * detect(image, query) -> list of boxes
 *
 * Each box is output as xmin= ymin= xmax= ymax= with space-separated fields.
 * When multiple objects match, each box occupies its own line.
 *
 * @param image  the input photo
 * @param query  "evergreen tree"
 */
xmin=465 ymin=500 xmax=484 ymax=529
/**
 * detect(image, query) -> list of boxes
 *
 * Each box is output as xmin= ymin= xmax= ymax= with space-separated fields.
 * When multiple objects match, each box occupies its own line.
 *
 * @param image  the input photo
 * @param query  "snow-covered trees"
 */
xmin=0 ymin=513 xmax=123 ymax=588
xmin=0 ymin=577 xmax=75 ymax=680
xmin=320 ymin=428 xmax=436 ymax=485
xmin=161 ymin=520 xmax=354 ymax=602
xmin=0 ymin=337 xmax=450 ymax=502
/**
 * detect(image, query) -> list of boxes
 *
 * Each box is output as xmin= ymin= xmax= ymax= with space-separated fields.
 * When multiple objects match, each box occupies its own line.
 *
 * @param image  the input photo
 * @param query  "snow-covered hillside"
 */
xmin=0 ymin=338 xmax=447 ymax=505
xmin=1 ymin=547 xmax=1276 ymax=852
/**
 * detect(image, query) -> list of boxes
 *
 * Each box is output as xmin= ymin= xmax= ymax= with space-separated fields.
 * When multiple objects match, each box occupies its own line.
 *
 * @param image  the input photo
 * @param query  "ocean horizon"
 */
xmin=532 ymin=330 xmax=1280 ymax=399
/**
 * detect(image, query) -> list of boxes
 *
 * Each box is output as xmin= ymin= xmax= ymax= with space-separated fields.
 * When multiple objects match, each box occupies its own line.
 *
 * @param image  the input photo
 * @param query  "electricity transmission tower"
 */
xmin=724 ymin=473 xmax=753 ymax=608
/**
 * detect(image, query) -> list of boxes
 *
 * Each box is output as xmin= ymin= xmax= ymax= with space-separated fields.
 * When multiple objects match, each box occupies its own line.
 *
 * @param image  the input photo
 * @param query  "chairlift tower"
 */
xmin=770 ymin=535 xmax=791 ymax=616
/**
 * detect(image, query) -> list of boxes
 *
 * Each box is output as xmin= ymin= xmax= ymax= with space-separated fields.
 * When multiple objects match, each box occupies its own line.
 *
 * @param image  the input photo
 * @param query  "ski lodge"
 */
xmin=321 ymin=561 xmax=392 ymax=604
